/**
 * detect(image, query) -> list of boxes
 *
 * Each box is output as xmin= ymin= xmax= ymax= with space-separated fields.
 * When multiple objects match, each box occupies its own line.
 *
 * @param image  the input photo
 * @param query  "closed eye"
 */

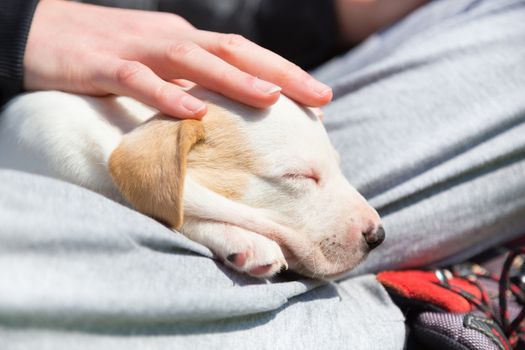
xmin=283 ymin=172 xmax=320 ymax=185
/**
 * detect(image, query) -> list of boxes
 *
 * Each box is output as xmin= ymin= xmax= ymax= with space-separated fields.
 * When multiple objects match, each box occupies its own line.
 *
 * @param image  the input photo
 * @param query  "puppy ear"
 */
xmin=109 ymin=115 xmax=205 ymax=230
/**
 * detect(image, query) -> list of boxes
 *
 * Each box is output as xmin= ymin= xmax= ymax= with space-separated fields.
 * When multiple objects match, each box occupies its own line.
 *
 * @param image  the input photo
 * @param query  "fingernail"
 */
xmin=253 ymin=78 xmax=281 ymax=95
xmin=310 ymin=80 xmax=332 ymax=97
xmin=182 ymin=96 xmax=206 ymax=114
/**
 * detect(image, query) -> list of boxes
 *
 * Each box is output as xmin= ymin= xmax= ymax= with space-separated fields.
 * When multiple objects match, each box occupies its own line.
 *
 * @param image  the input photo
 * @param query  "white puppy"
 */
xmin=0 ymin=88 xmax=384 ymax=279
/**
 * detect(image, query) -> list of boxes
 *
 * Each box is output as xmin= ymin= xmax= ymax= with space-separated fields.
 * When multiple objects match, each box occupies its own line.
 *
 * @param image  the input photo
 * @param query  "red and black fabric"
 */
xmin=377 ymin=245 xmax=525 ymax=350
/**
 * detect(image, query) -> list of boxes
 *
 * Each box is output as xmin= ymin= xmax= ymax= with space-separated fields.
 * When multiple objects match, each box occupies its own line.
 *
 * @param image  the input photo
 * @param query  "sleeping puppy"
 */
xmin=0 ymin=88 xmax=384 ymax=279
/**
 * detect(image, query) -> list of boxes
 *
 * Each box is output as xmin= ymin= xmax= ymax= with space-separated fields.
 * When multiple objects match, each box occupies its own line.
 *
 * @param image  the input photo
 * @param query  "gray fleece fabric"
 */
xmin=316 ymin=0 xmax=525 ymax=274
xmin=1 ymin=0 xmax=525 ymax=349
xmin=0 ymin=171 xmax=403 ymax=350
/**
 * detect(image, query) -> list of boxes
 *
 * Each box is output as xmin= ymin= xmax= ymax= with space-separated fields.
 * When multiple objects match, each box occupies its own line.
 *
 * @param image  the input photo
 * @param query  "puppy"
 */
xmin=0 ymin=88 xmax=384 ymax=279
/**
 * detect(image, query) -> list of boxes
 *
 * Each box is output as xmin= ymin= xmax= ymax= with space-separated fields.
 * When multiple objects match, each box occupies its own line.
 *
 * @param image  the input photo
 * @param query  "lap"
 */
xmin=316 ymin=0 xmax=525 ymax=274
xmin=0 ymin=170 xmax=405 ymax=349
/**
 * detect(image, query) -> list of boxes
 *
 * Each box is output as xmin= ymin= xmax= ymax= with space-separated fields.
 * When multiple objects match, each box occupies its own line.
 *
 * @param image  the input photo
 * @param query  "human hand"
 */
xmin=24 ymin=0 xmax=333 ymax=119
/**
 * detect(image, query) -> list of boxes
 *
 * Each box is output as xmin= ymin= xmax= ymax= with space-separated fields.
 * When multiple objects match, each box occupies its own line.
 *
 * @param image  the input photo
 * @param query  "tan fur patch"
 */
xmin=187 ymin=103 xmax=259 ymax=201
xmin=109 ymin=116 xmax=204 ymax=230
xmin=108 ymin=102 xmax=258 ymax=230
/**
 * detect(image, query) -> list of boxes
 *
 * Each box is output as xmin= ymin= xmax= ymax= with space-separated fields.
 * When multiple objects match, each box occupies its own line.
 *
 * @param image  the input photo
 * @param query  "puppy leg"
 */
xmin=182 ymin=219 xmax=287 ymax=278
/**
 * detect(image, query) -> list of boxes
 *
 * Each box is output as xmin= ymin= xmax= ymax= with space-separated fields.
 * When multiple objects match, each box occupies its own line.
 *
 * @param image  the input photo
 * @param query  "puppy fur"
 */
xmin=0 ymin=88 xmax=382 ymax=279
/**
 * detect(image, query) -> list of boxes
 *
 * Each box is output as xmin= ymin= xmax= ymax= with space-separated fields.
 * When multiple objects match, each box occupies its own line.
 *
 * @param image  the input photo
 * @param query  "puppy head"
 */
xmin=195 ymin=92 xmax=383 ymax=278
xmin=110 ymin=89 xmax=383 ymax=278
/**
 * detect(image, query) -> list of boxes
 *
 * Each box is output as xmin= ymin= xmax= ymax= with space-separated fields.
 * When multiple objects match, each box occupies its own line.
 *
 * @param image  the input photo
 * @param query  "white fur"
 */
xmin=0 ymin=90 xmax=381 ymax=278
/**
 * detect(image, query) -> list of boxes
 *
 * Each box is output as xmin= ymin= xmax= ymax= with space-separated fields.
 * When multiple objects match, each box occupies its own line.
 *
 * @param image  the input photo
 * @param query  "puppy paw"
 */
xmin=182 ymin=220 xmax=287 ymax=278
xmin=222 ymin=230 xmax=288 ymax=278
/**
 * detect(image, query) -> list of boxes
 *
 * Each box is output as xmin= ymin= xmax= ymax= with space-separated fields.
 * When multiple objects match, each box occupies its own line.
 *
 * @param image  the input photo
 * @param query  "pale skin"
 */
xmin=24 ymin=0 xmax=426 ymax=120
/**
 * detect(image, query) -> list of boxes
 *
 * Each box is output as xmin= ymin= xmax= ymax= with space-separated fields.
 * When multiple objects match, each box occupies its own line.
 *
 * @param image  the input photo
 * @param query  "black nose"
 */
xmin=363 ymin=226 xmax=385 ymax=250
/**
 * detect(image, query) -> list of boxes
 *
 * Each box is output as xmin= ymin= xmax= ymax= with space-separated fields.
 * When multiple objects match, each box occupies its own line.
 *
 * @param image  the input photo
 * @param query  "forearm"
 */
xmin=0 ymin=0 xmax=40 ymax=107
xmin=336 ymin=0 xmax=429 ymax=45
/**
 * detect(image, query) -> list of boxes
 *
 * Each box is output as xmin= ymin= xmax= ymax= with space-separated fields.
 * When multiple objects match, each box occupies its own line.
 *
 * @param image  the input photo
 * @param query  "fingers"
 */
xmin=95 ymin=34 xmax=332 ymax=118
xmin=98 ymin=60 xmax=207 ymax=119
xmin=153 ymin=41 xmax=282 ymax=108
xmin=190 ymin=32 xmax=333 ymax=107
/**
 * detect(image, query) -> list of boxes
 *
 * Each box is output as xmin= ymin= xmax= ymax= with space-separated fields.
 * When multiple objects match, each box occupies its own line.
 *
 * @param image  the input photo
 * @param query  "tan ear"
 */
xmin=109 ymin=115 xmax=205 ymax=230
